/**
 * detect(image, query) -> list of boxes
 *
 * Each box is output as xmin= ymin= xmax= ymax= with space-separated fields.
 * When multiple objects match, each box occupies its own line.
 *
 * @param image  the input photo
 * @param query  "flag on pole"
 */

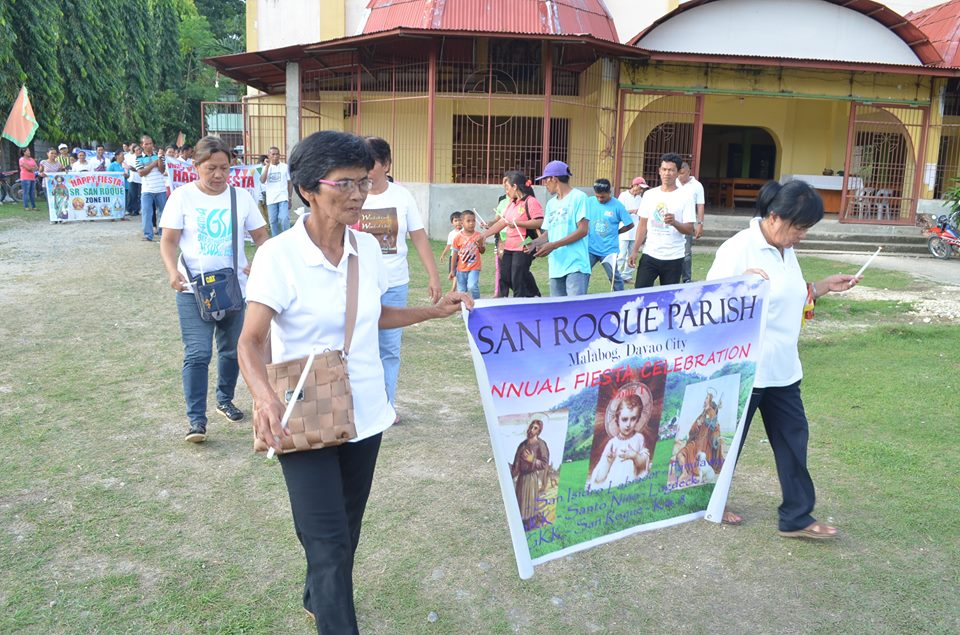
xmin=2 ymin=86 xmax=40 ymax=148
xmin=175 ymin=131 xmax=185 ymax=147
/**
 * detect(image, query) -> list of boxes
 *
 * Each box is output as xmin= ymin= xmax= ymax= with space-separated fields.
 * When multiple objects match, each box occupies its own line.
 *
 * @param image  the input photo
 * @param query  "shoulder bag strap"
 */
xmin=342 ymin=231 xmax=360 ymax=356
xmin=230 ymin=186 xmax=239 ymax=273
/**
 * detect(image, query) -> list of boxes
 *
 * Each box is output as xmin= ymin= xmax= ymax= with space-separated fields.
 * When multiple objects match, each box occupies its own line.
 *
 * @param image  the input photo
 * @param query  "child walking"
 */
xmin=450 ymin=209 xmax=485 ymax=299
xmin=440 ymin=210 xmax=463 ymax=294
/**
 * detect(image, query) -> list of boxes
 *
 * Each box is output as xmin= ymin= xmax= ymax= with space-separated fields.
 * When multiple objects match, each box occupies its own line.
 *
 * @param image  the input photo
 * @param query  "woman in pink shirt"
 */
xmin=482 ymin=171 xmax=544 ymax=297
xmin=18 ymin=148 xmax=39 ymax=210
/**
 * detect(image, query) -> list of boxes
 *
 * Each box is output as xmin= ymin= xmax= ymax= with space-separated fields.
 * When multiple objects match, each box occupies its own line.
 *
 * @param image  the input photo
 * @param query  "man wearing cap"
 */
xmin=56 ymin=144 xmax=72 ymax=171
xmin=678 ymin=161 xmax=706 ymax=283
xmin=628 ymin=153 xmax=695 ymax=288
xmin=617 ymin=176 xmax=649 ymax=281
xmin=531 ymin=160 xmax=591 ymax=296
xmin=586 ymin=178 xmax=634 ymax=291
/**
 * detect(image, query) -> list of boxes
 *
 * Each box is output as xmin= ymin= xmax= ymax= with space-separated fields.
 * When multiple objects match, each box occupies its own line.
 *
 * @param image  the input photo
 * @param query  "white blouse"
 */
xmin=245 ymin=214 xmax=395 ymax=440
xmin=707 ymin=217 xmax=806 ymax=388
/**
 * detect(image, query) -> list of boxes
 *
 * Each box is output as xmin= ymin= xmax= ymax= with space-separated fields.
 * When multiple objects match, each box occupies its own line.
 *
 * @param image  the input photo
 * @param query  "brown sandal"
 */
xmin=721 ymin=509 xmax=743 ymax=526
xmin=779 ymin=521 xmax=838 ymax=540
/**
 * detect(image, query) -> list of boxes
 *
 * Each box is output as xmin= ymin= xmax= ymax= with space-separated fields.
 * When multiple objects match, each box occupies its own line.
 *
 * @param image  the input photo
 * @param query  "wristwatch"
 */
xmin=695 ymin=221 xmax=703 ymax=225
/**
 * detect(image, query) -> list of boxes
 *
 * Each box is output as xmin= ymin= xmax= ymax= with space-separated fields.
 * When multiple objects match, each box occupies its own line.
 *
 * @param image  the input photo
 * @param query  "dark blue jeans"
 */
xmin=21 ymin=179 xmax=36 ymax=208
xmin=175 ymin=292 xmax=244 ymax=426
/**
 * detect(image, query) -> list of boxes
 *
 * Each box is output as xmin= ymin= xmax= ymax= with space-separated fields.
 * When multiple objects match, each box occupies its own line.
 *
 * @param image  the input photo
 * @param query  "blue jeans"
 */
xmin=549 ymin=271 xmax=590 ymax=297
xmin=456 ymin=269 xmax=481 ymax=299
xmin=268 ymin=200 xmax=290 ymax=236
xmin=142 ymin=191 xmax=168 ymax=240
xmin=379 ymin=284 xmax=408 ymax=406
xmin=175 ymin=292 xmax=244 ymax=426
xmin=589 ymin=253 xmax=624 ymax=291
xmin=21 ymin=180 xmax=36 ymax=208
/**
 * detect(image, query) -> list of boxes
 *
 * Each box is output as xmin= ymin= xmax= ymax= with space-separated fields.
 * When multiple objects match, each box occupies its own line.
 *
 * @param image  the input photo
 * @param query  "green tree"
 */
xmin=10 ymin=0 xmax=64 ymax=141
xmin=59 ymin=0 xmax=123 ymax=140
xmin=0 ymin=2 xmax=25 ymax=104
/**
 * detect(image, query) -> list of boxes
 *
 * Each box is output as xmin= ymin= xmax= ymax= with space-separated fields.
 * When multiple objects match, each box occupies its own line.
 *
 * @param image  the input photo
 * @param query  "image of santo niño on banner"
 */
xmin=464 ymin=276 xmax=768 ymax=578
xmin=46 ymin=173 xmax=126 ymax=222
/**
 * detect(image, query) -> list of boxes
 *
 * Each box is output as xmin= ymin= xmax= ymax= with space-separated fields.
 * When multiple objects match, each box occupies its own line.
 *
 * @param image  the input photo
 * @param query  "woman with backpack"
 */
xmin=482 ymin=170 xmax=543 ymax=297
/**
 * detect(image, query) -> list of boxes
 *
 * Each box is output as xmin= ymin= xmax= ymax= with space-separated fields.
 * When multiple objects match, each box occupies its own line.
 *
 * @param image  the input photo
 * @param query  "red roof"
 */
xmin=361 ymin=0 xmax=618 ymax=42
xmin=906 ymin=0 xmax=960 ymax=68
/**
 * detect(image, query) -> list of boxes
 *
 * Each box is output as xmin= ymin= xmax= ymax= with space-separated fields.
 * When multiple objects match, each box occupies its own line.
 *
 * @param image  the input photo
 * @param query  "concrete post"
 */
xmin=286 ymin=62 xmax=301 ymax=156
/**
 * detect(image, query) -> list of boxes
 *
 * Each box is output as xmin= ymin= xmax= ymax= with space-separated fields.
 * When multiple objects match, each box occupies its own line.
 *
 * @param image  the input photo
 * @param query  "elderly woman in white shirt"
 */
xmin=237 ymin=130 xmax=471 ymax=634
xmin=707 ymin=180 xmax=859 ymax=540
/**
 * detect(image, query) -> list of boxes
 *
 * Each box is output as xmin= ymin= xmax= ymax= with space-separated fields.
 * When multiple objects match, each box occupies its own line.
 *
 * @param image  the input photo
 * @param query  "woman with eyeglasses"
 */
xmin=361 ymin=136 xmax=442 ymax=414
xmin=237 ymin=131 xmax=471 ymax=633
xmin=159 ymin=136 xmax=270 ymax=443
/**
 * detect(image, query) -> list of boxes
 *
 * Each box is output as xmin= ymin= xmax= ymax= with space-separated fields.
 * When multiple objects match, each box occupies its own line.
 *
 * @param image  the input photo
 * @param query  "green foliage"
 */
xmin=10 ymin=0 xmax=63 ymax=140
xmin=940 ymin=179 xmax=960 ymax=227
xmin=1 ymin=0 xmax=226 ymax=145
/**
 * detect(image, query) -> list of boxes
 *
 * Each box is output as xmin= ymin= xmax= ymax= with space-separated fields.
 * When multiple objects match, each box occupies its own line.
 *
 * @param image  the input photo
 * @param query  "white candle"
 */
xmin=852 ymin=246 xmax=882 ymax=283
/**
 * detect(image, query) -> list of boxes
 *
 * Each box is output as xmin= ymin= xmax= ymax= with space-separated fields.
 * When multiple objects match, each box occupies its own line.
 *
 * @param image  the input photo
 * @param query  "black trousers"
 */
xmin=635 ymin=254 xmax=683 ymax=289
xmin=497 ymin=249 xmax=541 ymax=298
xmin=737 ymin=381 xmax=816 ymax=532
xmin=279 ymin=433 xmax=382 ymax=635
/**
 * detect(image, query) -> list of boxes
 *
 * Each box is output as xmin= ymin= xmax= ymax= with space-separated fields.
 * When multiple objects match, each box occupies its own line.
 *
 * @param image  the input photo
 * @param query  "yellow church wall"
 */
xmin=620 ymin=61 xmax=933 ymax=105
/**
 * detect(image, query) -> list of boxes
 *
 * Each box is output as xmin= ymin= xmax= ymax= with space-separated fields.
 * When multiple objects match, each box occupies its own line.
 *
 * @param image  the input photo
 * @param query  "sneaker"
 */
xmin=185 ymin=424 xmax=207 ymax=443
xmin=143 ymin=236 xmax=153 ymax=242
xmin=216 ymin=401 xmax=244 ymax=422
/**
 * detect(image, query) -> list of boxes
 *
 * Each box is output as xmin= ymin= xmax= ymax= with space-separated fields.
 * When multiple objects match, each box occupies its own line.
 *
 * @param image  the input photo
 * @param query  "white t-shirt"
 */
xmin=679 ymin=176 xmax=705 ymax=210
xmin=360 ymin=181 xmax=424 ymax=288
xmin=263 ymin=162 xmax=290 ymax=205
xmin=90 ymin=156 xmax=107 ymax=170
xmin=245 ymin=216 xmax=395 ymax=441
xmin=124 ymin=153 xmax=141 ymax=184
xmin=159 ymin=182 xmax=266 ymax=295
xmin=617 ymin=191 xmax=641 ymax=241
xmin=446 ymin=228 xmax=460 ymax=246
xmin=638 ymin=186 xmax=694 ymax=260
xmin=71 ymin=161 xmax=93 ymax=172
xmin=707 ymin=217 xmax=805 ymax=388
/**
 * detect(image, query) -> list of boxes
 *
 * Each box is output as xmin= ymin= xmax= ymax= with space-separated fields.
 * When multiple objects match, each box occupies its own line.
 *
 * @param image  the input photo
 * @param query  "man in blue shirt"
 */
xmin=586 ymin=178 xmax=634 ymax=291
xmin=531 ymin=160 xmax=590 ymax=296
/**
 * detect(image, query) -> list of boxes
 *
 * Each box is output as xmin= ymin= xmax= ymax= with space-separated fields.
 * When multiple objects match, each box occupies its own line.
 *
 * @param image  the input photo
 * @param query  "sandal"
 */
xmin=721 ymin=508 xmax=743 ymax=526
xmin=779 ymin=521 xmax=838 ymax=540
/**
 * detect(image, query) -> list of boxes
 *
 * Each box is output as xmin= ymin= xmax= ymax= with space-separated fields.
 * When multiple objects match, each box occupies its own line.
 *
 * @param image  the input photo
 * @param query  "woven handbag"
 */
xmin=253 ymin=233 xmax=360 ymax=454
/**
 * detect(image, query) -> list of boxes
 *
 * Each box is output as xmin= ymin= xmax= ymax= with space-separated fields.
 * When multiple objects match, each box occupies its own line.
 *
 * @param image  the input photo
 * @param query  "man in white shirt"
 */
xmin=124 ymin=143 xmax=142 ymax=216
xmin=91 ymin=145 xmax=108 ymax=171
xmin=259 ymin=146 xmax=293 ymax=236
xmin=617 ymin=176 xmax=649 ymax=281
xmin=628 ymin=153 xmax=695 ymax=288
xmin=678 ymin=161 xmax=706 ymax=283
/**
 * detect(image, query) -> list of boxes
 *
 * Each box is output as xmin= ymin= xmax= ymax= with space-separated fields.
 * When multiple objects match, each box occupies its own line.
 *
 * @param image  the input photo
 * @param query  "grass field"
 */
xmin=0 ymin=207 xmax=958 ymax=634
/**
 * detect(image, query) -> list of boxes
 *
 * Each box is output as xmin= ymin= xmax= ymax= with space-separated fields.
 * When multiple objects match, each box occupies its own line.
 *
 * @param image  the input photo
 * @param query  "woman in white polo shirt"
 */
xmin=237 ymin=131 xmax=471 ymax=633
xmin=707 ymin=180 xmax=859 ymax=540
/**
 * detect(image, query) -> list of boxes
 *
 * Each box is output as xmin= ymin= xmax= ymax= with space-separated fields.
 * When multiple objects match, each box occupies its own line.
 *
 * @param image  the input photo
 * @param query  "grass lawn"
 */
xmin=0 ymin=212 xmax=957 ymax=634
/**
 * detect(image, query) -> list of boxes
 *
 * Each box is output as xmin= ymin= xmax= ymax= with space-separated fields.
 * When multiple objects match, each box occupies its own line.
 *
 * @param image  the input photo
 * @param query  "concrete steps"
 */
xmin=698 ymin=212 xmax=930 ymax=255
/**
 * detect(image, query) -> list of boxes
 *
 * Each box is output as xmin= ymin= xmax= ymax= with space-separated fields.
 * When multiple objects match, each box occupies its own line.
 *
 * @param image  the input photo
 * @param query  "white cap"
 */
xmin=58 ymin=143 xmax=68 ymax=150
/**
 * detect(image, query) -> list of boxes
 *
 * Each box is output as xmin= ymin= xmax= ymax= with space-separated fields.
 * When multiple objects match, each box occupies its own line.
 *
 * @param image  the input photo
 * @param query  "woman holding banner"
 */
xmin=159 ymin=136 xmax=269 ymax=443
xmin=237 ymin=130 xmax=471 ymax=633
xmin=707 ymin=180 xmax=859 ymax=539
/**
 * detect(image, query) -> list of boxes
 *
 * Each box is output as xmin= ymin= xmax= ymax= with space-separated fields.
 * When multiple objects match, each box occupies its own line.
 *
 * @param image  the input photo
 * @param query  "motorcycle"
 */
xmin=0 ymin=170 xmax=17 ymax=203
xmin=919 ymin=213 xmax=960 ymax=260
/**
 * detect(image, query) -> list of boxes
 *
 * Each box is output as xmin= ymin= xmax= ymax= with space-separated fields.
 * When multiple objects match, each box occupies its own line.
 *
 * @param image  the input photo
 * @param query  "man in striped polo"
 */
xmin=137 ymin=135 xmax=167 ymax=242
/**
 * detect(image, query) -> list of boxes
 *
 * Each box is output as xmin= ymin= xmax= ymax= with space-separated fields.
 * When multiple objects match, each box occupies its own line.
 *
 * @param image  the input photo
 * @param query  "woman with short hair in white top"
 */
xmin=237 ymin=130 xmax=471 ymax=633
xmin=707 ymin=180 xmax=860 ymax=539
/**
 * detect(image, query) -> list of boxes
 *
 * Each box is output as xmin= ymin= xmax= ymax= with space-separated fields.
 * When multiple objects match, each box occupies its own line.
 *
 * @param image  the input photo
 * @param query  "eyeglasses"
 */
xmin=318 ymin=177 xmax=374 ymax=194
